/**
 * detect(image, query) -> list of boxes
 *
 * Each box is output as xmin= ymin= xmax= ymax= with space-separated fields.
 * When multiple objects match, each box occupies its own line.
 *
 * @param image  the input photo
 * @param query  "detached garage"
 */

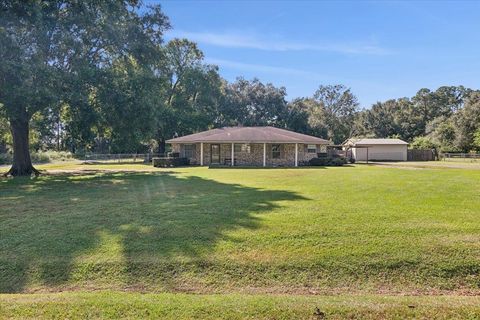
xmin=344 ymin=138 xmax=408 ymax=162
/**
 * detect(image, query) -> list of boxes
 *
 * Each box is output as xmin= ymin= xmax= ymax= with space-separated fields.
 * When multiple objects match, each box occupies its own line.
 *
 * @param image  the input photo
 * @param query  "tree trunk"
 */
xmin=56 ymin=113 xmax=61 ymax=151
xmin=6 ymin=118 xmax=39 ymax=176
xmin=158 ymin=138 xmax=166 ymax=155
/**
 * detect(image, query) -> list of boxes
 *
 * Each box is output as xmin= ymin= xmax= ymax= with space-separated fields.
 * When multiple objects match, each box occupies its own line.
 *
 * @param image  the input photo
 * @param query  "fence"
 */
xmin=442 ymin=153 xmax=480 ymax=162
xmin=407 ymin=149 xmax=436 ymax=161
xmin=83 ymin=153 xmax=166 ymax=164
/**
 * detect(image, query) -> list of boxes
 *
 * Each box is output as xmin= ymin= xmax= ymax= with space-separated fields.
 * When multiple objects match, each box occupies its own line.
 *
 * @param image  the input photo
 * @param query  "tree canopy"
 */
xmin=0 ymin=0 xmax=170 ymax=175
xmin=1 ymin=2 xmax=479 ymax=176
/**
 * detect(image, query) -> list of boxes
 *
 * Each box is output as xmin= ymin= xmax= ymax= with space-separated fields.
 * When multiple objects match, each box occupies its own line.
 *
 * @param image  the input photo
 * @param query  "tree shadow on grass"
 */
xmin=0 ymin=171 xmax=307 ymax=293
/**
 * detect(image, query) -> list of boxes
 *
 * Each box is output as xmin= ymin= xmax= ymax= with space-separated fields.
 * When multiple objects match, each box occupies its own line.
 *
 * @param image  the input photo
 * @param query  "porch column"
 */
xmin=295 ymin=143 xmax=298 ymax=167
xmin=231 ymin=143 xmax=234 ymax=167
xmin=263 ymin=143 xmax=266 ymax=167
xmin=200 ymin=142 xmax=204 ymax=166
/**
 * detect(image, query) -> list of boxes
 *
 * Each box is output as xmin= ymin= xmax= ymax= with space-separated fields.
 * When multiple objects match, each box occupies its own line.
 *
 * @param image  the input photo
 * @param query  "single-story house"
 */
xmin=344 ymin=138 xmax=408 ymax=161
xmin=166 ymin=126 xmax=330 ymax=167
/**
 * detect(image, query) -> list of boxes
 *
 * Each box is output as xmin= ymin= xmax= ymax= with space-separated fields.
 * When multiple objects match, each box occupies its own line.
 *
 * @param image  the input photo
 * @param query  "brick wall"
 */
xmin=171 ymin=143 xmax=325 ymax=167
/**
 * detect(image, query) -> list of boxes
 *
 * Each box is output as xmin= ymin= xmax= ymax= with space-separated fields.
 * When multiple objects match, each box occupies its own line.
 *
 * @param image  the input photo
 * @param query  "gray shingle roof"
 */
xmin=346 ymin=138 xmax=408 ymax=146
xmin=166 ymin=126 xmax=330 ymax=144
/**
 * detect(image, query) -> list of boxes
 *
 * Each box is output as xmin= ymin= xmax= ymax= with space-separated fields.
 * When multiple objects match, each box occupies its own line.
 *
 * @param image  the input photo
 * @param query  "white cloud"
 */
xmin=205 ymin=58 xmax=327 ymax=79
xmin=168 ymin=30 xmax=391 ymax=55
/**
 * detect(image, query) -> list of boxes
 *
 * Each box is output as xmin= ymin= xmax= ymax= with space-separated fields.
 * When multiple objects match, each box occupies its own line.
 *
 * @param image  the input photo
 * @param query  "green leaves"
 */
xmin=284 ymin=85 xmax=359 ymax=144
xmin=354 ymin=86 xmax=480 ymax=152
xmin=221 ymin=78 xmax=288 ymax=127
xmin=0 ymin=1 xmax=171 ymax=157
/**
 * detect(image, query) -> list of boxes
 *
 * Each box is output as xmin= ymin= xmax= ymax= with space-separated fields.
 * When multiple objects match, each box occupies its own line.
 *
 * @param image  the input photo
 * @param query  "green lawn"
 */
xmin=1 ymin=292 xmax=479 ymax=320
xmin=1 ymin=163 xmax=479 ymax=318
xmin=373 ymin=160 xmax=480 ymax=170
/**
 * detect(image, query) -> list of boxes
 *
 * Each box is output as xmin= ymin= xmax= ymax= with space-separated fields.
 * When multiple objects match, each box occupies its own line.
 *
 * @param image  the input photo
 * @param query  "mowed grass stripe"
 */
xmin=0 ymin=292 xmax=479 ymax=320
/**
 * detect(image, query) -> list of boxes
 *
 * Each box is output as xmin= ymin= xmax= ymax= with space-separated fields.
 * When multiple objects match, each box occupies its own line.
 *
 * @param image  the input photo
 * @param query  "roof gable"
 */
xmin=346 ymin=138 xmax=408 ymax=146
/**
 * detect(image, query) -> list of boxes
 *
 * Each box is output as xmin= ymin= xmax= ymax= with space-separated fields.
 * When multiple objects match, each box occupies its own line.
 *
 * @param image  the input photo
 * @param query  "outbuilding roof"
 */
xmin=166 ymin=126 xmax=330 ymax=144
xmin=345 ymin=138 xmax=408 ymax=146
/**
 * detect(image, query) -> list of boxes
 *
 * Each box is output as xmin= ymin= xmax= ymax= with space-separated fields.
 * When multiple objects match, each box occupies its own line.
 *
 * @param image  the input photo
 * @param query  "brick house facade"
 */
xmin=172 ymin=142 xmax=327 ymax=166
xmin=167 ymin=127 xmax=330 ymax=167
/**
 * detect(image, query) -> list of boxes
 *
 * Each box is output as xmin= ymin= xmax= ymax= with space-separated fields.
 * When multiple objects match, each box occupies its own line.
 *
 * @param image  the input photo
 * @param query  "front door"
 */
xmin=211 ymin=144 xmax=220 ymax=164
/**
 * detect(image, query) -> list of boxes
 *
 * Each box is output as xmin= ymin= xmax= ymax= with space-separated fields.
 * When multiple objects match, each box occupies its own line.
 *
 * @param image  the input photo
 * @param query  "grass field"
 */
xmin=375 ymin=160 xmax=480 ymax=170
xmin=1 ymin=292 xmax=479 ymax=320
xmin=1 ymin=162 xmax=479 ymax=318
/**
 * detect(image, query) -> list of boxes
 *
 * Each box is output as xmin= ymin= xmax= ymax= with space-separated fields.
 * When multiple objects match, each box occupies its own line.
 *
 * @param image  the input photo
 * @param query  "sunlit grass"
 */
xmin=372 ymin=160 xmax=480 ymax=169
xmin=1 ymin=163 xmax=480 ymax=318
xmin=1 ymin=291 xmax=479 ymax=319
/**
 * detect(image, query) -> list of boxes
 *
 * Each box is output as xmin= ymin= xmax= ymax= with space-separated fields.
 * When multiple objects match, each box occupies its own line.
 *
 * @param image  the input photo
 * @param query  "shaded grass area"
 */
xmin=0 ymin=170 xmax=305 ymax=293
xmin=0 ymin=291 xmax=479 ymax=319
xmin=1 ymin=165 xmax=480 ymax=295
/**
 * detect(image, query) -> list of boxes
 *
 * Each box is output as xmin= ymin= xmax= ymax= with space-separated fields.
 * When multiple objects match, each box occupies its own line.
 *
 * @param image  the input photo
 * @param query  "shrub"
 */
xmin=0 ymin=153 xmax=12 ymax=165
xmin=0 ymin=151 xmax=75 ymax=165
xmin=330 ymin=157 xmax=346 ymax=166
xmin=30 ymin=151 xmax=74 ymax=163
xmin=349 ymin=157 xmax=356 ymax=164
xmin=30 ymin=152 xmax=50 ymax=163
xmin=410 ymin=136 xmax=438 ymax=150
xmin=308 ymin=157 xmax=329 ymax=166
xmin=308 ymin=156 xmax=346 ymax=166
xmin=153 ymin=157 xmax=190 ymax=167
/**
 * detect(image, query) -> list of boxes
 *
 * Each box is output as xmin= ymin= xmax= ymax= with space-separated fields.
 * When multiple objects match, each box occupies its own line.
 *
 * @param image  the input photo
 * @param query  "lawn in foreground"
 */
xmin=1 ymin=164 xmax=479 ymax=295
xmin=1 ymin=292 xmax=479 ymax=320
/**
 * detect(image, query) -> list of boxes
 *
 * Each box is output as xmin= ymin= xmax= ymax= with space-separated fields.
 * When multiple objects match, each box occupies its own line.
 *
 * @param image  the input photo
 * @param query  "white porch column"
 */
xmin=263 ymin=143 xmax=266 ymax=167
xmin=295 ymin=143 xmax=298 ymax=167
xmin=200 ymin=143 xmax=204 ymax=166
xmin=231 ymin=143 xmax=235 ymax=167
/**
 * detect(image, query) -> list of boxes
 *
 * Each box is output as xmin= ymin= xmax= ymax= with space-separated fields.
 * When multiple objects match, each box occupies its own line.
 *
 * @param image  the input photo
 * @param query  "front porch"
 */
xmin=171 ymin=142 xmax=326 ymax=167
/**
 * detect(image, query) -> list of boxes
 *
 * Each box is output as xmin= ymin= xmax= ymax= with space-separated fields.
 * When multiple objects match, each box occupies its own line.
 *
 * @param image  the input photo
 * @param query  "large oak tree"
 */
xmin=0 ymin=0 xmax=169 ymax=176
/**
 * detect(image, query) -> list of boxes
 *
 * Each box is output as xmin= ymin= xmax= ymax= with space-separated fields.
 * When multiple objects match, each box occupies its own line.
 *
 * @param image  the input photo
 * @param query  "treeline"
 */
xmin=355 ymin=87 xmax=480 ymax=152
xmin=2 ymin=76 xmax=479 ymax=155
xmin=1 ymin=2 xmax=480 ymax=175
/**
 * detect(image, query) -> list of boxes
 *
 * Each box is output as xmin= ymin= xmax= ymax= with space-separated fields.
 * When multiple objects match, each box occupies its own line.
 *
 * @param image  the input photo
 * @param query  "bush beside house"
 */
xmin=153 ymin=157 xmax=190 ymax=167
xmin=308 ymin=156 xmax=347 ymax=166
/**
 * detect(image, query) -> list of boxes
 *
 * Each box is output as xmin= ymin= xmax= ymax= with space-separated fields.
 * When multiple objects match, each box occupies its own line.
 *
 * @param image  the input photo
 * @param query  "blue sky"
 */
xmin=154 ymin=1 xmax=480 ymax=108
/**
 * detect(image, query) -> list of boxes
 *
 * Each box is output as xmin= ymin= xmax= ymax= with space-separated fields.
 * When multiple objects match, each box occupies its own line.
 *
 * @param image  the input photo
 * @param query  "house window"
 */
xmin=234 ymin=143 xmax=250 ymax=153
xmin=307 ymin=144 xmax=317 ymax=153
xmin=183 ymin=144 xmax=194 ymax=158
xmin=271 ymin=144 xmax=281 ymax=159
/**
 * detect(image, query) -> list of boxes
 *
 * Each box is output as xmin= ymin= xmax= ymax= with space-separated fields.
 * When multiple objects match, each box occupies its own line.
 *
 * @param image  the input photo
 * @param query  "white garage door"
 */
xmin=369 ymin=152 xmax=404 ymax=161
xmin=354 ymin=145 xmax=406 ymax=161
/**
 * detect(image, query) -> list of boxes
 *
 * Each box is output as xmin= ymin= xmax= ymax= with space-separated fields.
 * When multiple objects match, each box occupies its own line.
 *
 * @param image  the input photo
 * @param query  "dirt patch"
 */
xmin=369 ymin=162 xmax=480 ymax=170
xmin=366 ymin=163 xmax=425 ymax=170
xmin=17 ymin=283 xmax=480 ymax=297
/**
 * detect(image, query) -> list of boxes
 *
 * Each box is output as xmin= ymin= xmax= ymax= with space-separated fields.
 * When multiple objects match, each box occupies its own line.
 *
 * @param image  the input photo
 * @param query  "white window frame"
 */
xmin=234 ymin=143 xmax=251 ymax=153
xmin=183 ymin=144 xmax=194 ymax=158
xmin=271 ymin=144 xmax=281 ymax=159
xmin=307 ymin=144 xmax=317 ymax=154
